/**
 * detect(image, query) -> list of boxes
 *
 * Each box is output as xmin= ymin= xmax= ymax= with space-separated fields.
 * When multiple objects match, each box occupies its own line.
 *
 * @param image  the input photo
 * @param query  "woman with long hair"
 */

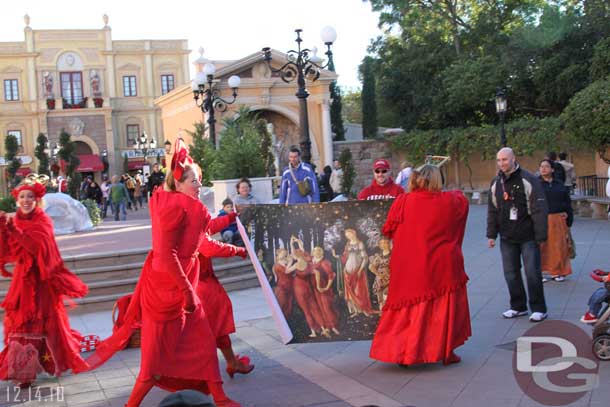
xmin=0 ymin=175 xmax=90 ymax=386
xmin=370 ymin=165 xmax=471 ymax=366
xmin=81 ymin=140 xmax=240 ymax=407
xmin=538 ymin=159 xmax=573 ymax=282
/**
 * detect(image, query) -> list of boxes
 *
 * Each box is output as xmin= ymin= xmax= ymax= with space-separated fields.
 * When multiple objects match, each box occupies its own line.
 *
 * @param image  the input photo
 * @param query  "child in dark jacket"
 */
xmin=218 ymin=198 xmax=243 ymax=246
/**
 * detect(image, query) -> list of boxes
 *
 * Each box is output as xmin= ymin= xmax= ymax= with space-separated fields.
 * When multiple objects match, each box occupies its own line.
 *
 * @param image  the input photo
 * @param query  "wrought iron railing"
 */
xmin=577 ymin=175 xmax=609 ymax=198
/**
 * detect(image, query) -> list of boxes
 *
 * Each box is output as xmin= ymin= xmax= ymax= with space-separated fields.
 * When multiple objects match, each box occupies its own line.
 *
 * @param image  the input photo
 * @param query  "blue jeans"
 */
xmin=588 ymin=287 xmax=610 ymax=316
xmin=500 ymin=239 xmax=547 ymax=313
xmin=113 ymin=201 xmax=127 ymax=221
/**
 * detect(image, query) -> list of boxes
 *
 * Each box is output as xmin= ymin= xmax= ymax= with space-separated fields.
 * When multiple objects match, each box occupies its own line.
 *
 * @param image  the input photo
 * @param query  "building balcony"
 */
xmin=45 ymin=96 xmax=107 ymax=111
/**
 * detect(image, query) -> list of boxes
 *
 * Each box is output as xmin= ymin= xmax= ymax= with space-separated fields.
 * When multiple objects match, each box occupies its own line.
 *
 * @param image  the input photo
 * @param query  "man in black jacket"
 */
xmin=147 ymin=163 xmax=165 ymax=197
xmin=487 ymin=147 xmax=549 ymax=322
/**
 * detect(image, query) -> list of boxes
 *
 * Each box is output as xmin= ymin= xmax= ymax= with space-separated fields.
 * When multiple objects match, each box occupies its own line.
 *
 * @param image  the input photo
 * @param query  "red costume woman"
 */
xmin=0 ymin=175 xmax=89 ymax=386
xmin=311 ymin=247 xmax=339 ymax=335
xmin=196 ymin=215 xmax=254 ymax=378
xmin=272 ymin=248 xmax=293 ymax=317
xmin=370 ymin=165 xmax=471 ymax=366
xmin=289 ymin=237 xmax=326 ymax=338
xmin=81 ymin=140 xmax=240 ymax=407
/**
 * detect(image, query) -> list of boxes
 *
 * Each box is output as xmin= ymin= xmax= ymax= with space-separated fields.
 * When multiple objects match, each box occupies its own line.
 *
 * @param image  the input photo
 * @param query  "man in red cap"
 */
xmin=357 ymin=159 xmax=404 ymax=200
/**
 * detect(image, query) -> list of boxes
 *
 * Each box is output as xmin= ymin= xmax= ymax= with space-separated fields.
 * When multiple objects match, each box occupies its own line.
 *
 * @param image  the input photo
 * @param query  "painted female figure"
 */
xmin=272 ymin=248 xmax=294 ymax=318
xmin=311 ymin=247 xmax=339 ymax=336
xmin=288 ymin=236 xmax=327 ymax=338
xmin=368 ymin=237 xmax=392 ymax=310
xmin=332 ymin=229 xmax=373 ymax=317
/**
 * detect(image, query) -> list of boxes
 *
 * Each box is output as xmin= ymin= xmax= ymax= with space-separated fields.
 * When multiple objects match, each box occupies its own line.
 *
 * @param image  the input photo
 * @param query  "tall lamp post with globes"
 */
xmin=495 ymin=89 xmax=507 ymax=147
xmin=192 ymin=63 xmax=241 ymax=149
xmin=133 ymin=132 xmax=157 ymax=162
xmin=261 ymin=27 xmax=337 ymax=164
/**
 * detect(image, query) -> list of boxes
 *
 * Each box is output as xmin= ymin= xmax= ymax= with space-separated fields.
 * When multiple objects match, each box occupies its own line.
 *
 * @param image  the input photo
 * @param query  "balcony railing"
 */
xmin=577 ymin=175 xmax=609 ymax=198
xmin=62 ymin=97 xmax=88 ymax=109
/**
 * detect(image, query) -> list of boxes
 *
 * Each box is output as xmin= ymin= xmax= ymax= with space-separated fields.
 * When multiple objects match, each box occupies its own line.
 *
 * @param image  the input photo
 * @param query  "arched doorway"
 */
xmin=256 ymin=110 xmax=299 ymax=174
xmin=73 ymin=141 xmax=104 ymax=181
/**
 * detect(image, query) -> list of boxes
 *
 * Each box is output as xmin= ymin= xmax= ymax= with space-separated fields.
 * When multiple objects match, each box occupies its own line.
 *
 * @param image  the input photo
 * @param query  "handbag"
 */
xmin=289 ymin=166 xmax=311 ymax=197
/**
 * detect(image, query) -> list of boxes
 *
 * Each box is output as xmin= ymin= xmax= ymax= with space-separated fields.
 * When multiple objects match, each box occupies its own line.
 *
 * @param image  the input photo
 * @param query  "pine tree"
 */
xmin=328 ymin=57 xmax=346 ymax=141
xmin=35 ymin=133 xmax=50 ymax=175
xmin=338 ymin=148 xmax=356 ymax=198
xmin=57 ymin=129 xmax=81 ymax=198
xmin=4 ymin=134 xmax=21 ymax=189
xmin=187 ymin=121 xmax=216 ymax=186
xmin=360 ymin=56 xmax=378 ymax=139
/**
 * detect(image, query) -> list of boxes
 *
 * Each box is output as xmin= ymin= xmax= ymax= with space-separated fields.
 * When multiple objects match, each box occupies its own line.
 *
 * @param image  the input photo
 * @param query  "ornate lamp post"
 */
xmin=133 ymin=132 xmax=157 ymax=161
xmin=495 ymin=89 xmax=508 ymax=147
xmin=261 ymin=27 xmax=337 ymax=164
xmin=192 ymin=63 xmax=241 ymax=149
xmin=100 ymin=149 xmax=109 ymax=174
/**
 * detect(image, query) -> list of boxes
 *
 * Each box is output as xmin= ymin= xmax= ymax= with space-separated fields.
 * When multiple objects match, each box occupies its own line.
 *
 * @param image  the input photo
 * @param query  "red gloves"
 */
xmin=227 ymin=211 xmax=238 ymax=224
xmin=236 ymin=247 xmax=248 ymax=259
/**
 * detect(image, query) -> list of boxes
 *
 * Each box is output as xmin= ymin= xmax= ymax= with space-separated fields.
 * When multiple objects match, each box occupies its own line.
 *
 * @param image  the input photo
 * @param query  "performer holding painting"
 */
xmin=370 ymin=165 xmax=471 ymax=366
xmin=81 ymin=140 xmax=240 ymax=407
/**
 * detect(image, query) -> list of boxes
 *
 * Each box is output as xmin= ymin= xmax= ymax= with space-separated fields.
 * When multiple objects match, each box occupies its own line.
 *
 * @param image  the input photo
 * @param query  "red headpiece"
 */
xmin=11 ymin=174 xmax=49 ymax=200
xmin=171 ymin=138 xmax=194 ymax=182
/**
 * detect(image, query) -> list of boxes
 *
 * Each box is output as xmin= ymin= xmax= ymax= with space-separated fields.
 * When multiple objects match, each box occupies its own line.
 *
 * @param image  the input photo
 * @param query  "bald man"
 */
xmin=487 ymin=147 xmax=549 ymax=322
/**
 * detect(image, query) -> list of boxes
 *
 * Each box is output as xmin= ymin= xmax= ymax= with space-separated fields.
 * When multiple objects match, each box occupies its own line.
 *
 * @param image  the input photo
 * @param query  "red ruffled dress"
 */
xmin=196 ymin=214 xmax=243 ymax=348
xmin=370 ymin=190 xmax=471 ymax=365
xmin=82 ymin=189 xmax=220 ymax=390
xmin=0 ymin=208 xmax=89 ymax=383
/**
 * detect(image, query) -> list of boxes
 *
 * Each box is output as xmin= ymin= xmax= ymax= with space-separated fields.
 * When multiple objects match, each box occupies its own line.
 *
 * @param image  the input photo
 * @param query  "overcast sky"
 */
xmin=1 ymin=0 xmax=383 ymax=89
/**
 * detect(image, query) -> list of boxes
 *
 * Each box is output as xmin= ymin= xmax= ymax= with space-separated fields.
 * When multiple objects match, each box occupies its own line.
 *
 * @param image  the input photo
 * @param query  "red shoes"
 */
xmin=580 ymin=311 xmax=598 ymax=324
xmin=593 ymin=269 xmax=610 ymax=276
xmin=443 ymin=352 xmax=461 ymax=366
xmin=226 ymin=355 xmax=255 ymax=379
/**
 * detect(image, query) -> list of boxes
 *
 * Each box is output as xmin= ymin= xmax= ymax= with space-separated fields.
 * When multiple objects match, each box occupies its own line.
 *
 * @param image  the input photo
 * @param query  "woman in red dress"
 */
xmin=311 ymin=246 xmax=340 ymax=336
xmin=0 ymin=175 xmax=89 ymax=386
xmin=289 ymin=236 xmax=327 ymax=338
xmin=82 ymin=140 xmax=240 ymax=407
xmin=332 ymin=229 xmax=374 ymax=317
xmin=272 ymin=248 xmax=293 ymax=317
xmin=196 ymin=215 xmax=254 ymax=379
xmin=370 ymin=165 xmax=471 ymax=366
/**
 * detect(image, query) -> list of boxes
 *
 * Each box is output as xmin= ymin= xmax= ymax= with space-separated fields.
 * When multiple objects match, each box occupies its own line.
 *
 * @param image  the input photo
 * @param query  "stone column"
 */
xmin=104 ymin=27 xmax=116 ymax=98
xmin=321 ymin=100 xmax=333 ymax=167
xmin=144 ymin=41 xmax=154 ymax=101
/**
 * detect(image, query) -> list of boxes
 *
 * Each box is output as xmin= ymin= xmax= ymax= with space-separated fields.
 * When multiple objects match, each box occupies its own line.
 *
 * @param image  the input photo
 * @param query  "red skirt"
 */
xmin=140 ymin=303 xmax=220 ymax=384
xmin=370 ymin=286 xmax=471 ymax=365
xmin=196 ymin=274 xmax=235 ymax=340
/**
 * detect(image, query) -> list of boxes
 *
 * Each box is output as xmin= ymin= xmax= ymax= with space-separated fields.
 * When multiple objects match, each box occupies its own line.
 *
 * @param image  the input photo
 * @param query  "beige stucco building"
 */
xmin=0 ymin=15 xmax=189 ymax=192
xmin=156 ymin=48 xmax=337 ymax=172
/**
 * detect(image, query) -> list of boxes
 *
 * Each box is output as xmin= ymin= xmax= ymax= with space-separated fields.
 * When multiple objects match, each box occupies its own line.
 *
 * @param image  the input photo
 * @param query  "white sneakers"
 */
xmin=502 ymin=309 xmax=528 ymax=318
xmin=529 ymin=312 xmax=548 ymax=322
xmin=502 ymin=309 xmax=548 ymax=322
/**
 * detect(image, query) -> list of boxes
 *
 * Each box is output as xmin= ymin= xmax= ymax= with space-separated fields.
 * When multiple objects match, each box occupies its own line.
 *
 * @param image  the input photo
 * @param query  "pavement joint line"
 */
xmin=235 ymin=322 xmax=403 ymax=407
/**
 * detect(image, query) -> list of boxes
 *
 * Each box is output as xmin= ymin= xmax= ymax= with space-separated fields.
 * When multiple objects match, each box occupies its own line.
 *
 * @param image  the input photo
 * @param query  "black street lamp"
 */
xmin=133 ymin=132 xmax=157 ymax=161
xmin=262 ymin=27 xmax=337 ymax=164
xmin=495 ymin=89 xmax=508 ymax=147
xmin=100 ymin=149 xmax=109 ymax=174
xmin=192 ymin=63 xmax=241 ymax=149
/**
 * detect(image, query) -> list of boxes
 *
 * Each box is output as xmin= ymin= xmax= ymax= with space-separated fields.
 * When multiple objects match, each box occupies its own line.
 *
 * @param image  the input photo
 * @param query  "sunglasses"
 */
xmin=374 ymin=169 xmax=388 ymax=174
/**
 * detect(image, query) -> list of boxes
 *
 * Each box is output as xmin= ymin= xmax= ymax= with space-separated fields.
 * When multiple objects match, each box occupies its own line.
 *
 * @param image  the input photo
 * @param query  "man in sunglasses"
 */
xmin=357 ymin=159 xmax=404 ymax=200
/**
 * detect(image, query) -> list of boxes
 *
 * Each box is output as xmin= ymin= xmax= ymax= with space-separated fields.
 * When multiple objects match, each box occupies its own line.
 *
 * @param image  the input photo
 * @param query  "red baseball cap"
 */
xmin=373 ymin=159 xmax=390 ymax=170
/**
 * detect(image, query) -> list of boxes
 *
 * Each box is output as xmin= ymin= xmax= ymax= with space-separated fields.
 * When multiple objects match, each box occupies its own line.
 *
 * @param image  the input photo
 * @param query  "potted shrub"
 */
xmin=93 ymin=97 xmax=103 ymax=108
xmin=46 ymin=99 xmax=55 ymax=110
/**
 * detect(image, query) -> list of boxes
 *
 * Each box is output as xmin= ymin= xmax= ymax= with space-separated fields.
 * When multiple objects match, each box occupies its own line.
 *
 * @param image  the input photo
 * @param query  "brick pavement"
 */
xmin=2 ymin=205 xmax=610 ymax=407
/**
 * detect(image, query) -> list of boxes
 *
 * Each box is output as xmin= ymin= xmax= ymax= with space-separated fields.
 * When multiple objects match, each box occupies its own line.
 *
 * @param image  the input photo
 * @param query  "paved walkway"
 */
xmin=2 ymin=205 xmax=610 ymax=407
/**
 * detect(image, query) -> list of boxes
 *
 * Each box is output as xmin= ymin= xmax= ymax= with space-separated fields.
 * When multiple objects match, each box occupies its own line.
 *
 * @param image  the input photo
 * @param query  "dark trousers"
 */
xmin=500 ymin=239 xmax=547 ymax=313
